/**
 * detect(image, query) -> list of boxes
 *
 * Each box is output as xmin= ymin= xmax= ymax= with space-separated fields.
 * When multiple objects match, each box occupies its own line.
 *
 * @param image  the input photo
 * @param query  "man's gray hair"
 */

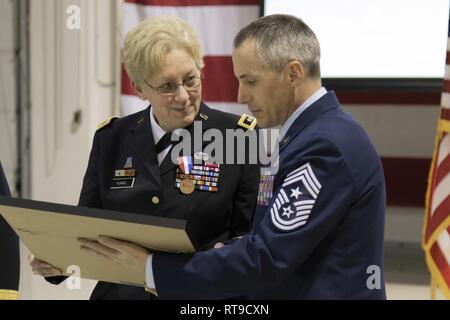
xmin=234 ymin=14 xmax=321 ymax=78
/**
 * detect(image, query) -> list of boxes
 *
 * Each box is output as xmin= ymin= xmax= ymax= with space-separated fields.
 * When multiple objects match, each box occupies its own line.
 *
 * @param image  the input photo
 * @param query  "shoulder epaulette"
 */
xmin=96 ymin=116 xmax=119 ymax=130
xmin=237 ymin=113 xmax=257 ymax=130
xmin=199 ymin=112 xmax=209 ymax=121
xmin=0 ymin=289 xmax=19 ymax=300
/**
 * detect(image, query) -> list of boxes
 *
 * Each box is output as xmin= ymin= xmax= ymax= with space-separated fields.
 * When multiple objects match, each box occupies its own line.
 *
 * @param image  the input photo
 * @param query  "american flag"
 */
xmin=423 ymin=13 xmax=450 ymax=299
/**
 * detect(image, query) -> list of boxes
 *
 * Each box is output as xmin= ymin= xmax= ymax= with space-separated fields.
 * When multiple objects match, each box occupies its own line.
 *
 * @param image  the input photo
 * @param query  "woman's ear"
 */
xmin=287 ymin=60 xmax=305 ymax=86
xmin=132 ymin=81 xmax=147 ymax=100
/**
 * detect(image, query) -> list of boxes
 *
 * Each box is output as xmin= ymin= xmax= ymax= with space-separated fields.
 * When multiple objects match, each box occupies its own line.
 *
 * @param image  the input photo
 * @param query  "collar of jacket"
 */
xmin=279 ymin=91 xmax=341 ymax=153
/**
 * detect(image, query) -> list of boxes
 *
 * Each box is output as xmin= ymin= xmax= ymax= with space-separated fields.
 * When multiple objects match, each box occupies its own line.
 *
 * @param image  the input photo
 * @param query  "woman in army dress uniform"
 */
xmin=31 ymin=16 xmax=260 ymax=299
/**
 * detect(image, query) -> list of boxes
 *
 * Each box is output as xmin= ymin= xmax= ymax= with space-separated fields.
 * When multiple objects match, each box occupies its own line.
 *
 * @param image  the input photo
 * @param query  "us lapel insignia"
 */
xmin=194 ymin=152 xmax=209 ymax=162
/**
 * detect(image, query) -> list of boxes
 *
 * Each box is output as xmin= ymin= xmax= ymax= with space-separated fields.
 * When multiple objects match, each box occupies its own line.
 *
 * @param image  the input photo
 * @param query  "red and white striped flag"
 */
xmin=423 ymin=16 xmax=450 ymax=299
xmin=121 ymin=0 xmax=259 ymax=116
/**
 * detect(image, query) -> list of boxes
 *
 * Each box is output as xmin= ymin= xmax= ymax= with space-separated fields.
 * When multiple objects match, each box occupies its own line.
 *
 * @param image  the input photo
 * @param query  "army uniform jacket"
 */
xmin=75 ymin=102 xmax=259 ymax=299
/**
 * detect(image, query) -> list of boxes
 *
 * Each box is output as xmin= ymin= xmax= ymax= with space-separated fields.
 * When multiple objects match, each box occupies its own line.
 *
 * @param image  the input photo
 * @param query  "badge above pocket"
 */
xmin=110 ymin=157 xmax=136 ymax=189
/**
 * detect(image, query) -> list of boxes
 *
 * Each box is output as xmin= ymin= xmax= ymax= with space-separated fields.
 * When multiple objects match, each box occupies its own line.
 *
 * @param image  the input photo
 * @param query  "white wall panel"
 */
xmin=0 ymin=0 xmax=18 ymax=194
xmin=21 ymin=0 xmax=121 ymax=300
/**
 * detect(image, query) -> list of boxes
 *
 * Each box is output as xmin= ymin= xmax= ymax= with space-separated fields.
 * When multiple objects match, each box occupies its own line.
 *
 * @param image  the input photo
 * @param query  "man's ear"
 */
xmin=132 ymin=81 xmax=147 ymax=100
xmin=287 ymin=60 xmax=305 ymax=86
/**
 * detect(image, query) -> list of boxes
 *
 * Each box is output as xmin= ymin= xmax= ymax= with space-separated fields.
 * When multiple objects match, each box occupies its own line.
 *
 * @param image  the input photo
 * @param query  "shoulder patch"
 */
xmin=270 ymin=162 xmax=322 ymax=232
xmin=237 ymin=114 xmax=257 ymax=130
xmin=97 ymin=116 xmax=119 ymax=130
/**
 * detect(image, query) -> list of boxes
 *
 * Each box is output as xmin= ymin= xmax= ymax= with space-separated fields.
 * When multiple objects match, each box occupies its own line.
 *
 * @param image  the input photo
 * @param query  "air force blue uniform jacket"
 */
xmin=152 ymin=91 xmax=386 ymax=299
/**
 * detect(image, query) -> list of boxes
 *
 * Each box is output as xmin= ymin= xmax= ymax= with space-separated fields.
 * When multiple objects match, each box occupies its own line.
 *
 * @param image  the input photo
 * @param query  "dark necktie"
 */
xmin=155 ymin=133 xmax=174 ymax=154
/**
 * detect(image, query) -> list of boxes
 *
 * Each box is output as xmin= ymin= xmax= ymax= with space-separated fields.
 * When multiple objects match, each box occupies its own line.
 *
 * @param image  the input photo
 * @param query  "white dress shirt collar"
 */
xmin=149 ymin=107 xmax=167 ymax=145
xmin=150 ymin=108 xmax=172 ymax=165
xmin=279 ymin=87 xmax=327 ymax=140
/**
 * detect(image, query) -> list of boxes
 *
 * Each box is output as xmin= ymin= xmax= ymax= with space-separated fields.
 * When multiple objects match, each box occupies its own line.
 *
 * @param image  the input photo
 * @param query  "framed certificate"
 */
xmin=0 ymin=196 xmax=195 ymax=286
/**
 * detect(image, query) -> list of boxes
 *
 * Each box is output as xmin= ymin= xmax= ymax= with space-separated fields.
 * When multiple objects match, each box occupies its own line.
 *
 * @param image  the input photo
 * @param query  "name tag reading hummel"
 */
xmin=110 ymin=177 xmax=135 ymax=189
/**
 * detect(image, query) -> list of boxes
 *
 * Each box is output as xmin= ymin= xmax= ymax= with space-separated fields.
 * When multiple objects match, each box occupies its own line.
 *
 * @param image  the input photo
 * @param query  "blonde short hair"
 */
xmin=123 ymin=16 xmax=204 ymax=86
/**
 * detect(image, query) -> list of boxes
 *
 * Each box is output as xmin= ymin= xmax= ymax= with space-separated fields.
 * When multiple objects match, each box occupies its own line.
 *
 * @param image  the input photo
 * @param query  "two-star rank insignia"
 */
xmin=237 ymin=114 xmax=257 ymax=130
xmin=270 ymin=162 xmax=322 ymax=232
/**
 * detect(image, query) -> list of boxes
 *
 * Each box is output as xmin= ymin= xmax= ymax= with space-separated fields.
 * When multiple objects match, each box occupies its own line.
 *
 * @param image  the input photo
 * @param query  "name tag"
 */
xmin=110 ymin=177 xmax=135 ymax=189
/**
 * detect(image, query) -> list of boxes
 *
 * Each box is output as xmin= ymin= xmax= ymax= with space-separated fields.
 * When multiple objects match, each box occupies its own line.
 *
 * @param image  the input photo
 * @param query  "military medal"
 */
xmin=180 ymin=179 xmax=195 ymax=194
xmin=178 ymin=156 xmax=193 ymax=174
xmin=175 ymin=156 xmax=220 ymax=193
xmin=257 ymin=170 xmax=275 ymax=206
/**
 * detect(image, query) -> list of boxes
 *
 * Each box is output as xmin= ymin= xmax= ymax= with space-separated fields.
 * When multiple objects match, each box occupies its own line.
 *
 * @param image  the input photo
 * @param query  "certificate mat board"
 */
xmin=0 ymin=196 xmax=195 ymax=286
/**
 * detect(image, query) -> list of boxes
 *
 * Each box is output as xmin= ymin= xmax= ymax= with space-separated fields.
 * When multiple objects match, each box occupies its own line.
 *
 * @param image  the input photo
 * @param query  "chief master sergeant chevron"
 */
xmin=80 ymin=14 xmax=386 ymax=299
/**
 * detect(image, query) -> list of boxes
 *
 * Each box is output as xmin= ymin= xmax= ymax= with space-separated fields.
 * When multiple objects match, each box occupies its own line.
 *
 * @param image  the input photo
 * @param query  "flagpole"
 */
xmin=430 ymin=276 xmax=437 ymax=300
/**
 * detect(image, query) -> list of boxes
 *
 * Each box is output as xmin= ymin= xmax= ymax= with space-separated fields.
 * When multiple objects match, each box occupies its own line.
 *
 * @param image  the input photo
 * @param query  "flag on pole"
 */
xmin=423 ymin=10 xmax=450 ymax=300
xmin=121 ymin=0 xmax=259 ymax=116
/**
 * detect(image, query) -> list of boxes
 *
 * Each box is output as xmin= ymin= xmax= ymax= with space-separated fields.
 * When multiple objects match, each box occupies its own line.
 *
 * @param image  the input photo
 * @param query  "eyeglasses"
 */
xmin=144 ymin=75 xmax=201 ymax=96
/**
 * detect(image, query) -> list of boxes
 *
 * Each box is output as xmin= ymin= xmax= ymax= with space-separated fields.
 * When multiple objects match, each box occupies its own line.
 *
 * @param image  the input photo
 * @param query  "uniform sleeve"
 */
xmin=152 ymin=135 xmax=355 ymax=299
xmin=46 ymin=132 xmax=102 ymax=285
xmin=0 ymin=162 xmax=20 ymax=299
